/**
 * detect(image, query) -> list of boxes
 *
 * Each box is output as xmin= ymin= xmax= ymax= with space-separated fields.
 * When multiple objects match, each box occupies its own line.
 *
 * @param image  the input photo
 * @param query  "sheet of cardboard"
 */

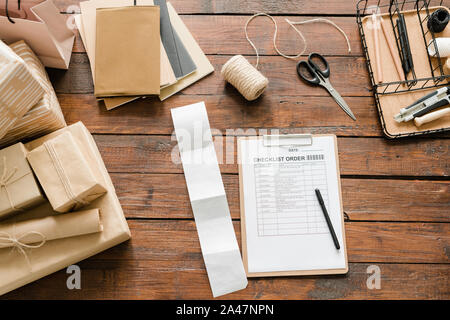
xmin=79 ymin=0 xmax=176 ymax=108
xmin=155 ymin=0 xmax=196 ymax=79
xmin=160 ymin=3 xmax=214 ymax=101
xmin=94 ymin=6 xmax=160 ymax=97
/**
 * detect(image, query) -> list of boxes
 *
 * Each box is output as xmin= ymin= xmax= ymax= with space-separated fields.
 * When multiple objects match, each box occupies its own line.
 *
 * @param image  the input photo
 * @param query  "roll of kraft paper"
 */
xmin=0 ymin=208 xmax=103 ymax=249
xmin=171 ymin=102 xmax=248 ymax=297
xmin=428 ymin=37 xmax=450 ymax=57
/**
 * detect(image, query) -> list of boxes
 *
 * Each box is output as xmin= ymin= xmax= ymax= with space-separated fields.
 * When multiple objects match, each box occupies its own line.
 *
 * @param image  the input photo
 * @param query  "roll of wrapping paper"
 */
xmin=0 ymin=208 xmax=103 ymax=248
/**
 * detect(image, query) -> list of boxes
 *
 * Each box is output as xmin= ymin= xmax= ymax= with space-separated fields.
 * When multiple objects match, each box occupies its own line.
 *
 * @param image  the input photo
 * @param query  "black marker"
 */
xmin=315 ymin=188 xmax=340 ymax=250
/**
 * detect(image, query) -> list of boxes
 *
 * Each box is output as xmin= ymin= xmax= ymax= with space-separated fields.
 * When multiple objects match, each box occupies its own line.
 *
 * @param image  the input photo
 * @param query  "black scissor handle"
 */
xmin=297 ymin=60 xmax=320 ymax=85
xmin=308 ymin=52 xmax=330 ymax=78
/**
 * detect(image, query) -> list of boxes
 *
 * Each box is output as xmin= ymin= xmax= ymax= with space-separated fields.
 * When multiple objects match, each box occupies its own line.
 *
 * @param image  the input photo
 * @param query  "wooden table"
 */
xmin=5 ymin=0 xmax=449 ymax=299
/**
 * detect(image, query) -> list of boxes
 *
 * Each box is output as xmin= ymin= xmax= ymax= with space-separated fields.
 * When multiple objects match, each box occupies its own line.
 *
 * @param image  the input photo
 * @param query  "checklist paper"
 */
xmin=239 ymin=136 xmax=348 ymax=275
xmin=171 ymin=102 xmax=248 ymax=297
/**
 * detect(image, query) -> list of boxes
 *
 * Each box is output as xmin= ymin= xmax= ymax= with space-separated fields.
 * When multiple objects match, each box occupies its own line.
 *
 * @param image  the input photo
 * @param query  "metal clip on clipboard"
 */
xmin=263 ymin=134 xmax=313 ymax=147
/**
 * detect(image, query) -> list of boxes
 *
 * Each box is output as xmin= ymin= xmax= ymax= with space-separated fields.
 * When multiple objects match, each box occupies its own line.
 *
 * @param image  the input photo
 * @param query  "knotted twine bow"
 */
xmin=0 ymin=231 xmax=46 ymax=268
xmin=0 ymin=156 xmax=23 ymax=212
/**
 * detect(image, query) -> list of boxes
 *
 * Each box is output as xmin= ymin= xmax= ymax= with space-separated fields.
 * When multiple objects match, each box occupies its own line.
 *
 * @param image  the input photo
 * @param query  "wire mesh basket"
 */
xmin=356 ymin=0 xmax=449 ymax=138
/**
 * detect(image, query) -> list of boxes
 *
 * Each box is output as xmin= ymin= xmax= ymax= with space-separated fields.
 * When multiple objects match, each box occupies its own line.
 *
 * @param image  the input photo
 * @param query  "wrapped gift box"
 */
xmin=0 ymin=142 xmax=45 ymax=219
xmin=0 ymin=122 xmax=131 ymax=296
xmin=27 ymin=131 xmax=107 ymax=213
xmin=0 ymin=41 xmax=66 ymax=148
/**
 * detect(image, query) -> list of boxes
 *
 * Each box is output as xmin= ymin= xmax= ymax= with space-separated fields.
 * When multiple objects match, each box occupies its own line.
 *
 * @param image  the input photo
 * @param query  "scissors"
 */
xmin=297 ymin=53 xmax=356 ymax=121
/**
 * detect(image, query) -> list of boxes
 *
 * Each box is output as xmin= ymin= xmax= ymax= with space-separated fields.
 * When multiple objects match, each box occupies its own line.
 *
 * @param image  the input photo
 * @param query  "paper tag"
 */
xmin=171 ymin=102 xmax=248 ymax=297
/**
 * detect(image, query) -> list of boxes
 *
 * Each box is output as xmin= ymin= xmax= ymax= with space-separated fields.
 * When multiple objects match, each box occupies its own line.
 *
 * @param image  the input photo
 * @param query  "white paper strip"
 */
xmin=171 ymin=102 xmax=248 ymax=297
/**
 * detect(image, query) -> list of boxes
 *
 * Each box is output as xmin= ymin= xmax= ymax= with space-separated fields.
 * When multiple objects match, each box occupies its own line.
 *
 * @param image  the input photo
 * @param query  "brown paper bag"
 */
xmin=94 ymin=6 xmax=160 ymax=97
xmin=0 ymin=41 xmax=66 ymax=148
xmin=0 ymin=143 xmax=45 ymax=219
xmin=0 ymin=0 xmax=75 ymax=69
xmin=0 ymin=122 xmax=130 ymax=296
xmin=27 ymin=131 xmax=107 ymax=213
xmin=0 ymin=40 xmax=44 ymax=140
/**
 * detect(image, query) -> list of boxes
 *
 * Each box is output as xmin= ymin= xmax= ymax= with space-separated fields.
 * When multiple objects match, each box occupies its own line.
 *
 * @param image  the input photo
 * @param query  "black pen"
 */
xmin=315 ymin=188 xmax=340 ymax=250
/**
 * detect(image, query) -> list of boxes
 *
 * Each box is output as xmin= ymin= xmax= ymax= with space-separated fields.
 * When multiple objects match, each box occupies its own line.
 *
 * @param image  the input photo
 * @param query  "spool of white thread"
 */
xmin=221 ymin=55 xmax=269 ymax=101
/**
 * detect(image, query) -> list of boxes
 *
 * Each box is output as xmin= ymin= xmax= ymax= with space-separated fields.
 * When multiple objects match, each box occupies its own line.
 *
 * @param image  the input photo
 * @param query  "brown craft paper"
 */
xmin=94 ymin=6 xmax=160 ymax=97
xmin=27 ymin=131 xmax=107 ymax=213
xmin=0 ymin=208 xmax=103 ymax=249
xmin=0 ymin=143 xmax=45 ymax=219
xmin=0 ymin=40 xmax=44 ymax=140
xmin=0 ymin=122 xmax=131 ymax=296
xmin=0 ymin=41 xmax=66 ymax=147
xmin=362 ymin=7 xmax=450 ymax=137
xmin=78 ymin=0 xmax=176 ymax=110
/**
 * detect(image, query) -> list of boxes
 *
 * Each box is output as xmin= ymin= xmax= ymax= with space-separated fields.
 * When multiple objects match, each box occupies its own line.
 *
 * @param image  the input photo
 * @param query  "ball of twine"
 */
xmin=221 ymin=55 xmax=269 ymax=101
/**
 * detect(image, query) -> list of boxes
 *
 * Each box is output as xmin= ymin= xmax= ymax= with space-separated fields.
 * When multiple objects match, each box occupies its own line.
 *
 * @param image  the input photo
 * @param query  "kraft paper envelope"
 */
xmin=94 ymin=6 xmax=160 ymax=97
xmin=79 ymin=0 xmax=176 ymax=87
xmin=79 ymin=0 xmax=176 ymax=108
xmin=0 ymin=122 xmax=131 ymax=296
xmin=103 ymin=46 xmax=175 ymax=110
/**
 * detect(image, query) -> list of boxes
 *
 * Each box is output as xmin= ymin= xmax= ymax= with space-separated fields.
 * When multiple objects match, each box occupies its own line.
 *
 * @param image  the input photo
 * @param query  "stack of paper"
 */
xmin=76 ymin=0 xmax=214 ymax=110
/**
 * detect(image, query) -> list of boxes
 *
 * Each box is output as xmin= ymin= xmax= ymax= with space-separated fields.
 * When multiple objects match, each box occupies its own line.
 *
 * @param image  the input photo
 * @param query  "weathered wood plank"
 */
xmin=94 ymin=220 xmax=450 ymax=263
xmin=71 ymin=15 xmax=363 ymax=56
xmin=2 ymin=218 xmax=449 ymax=299
xmin=111 ymin=173 xmax=450 ymax=222
xmin=43 ymin=0 xmax=450 ymax=15
xmin=3 ymin=261 xmax=449 ymax=299
xmin=59 ymin=94 xmax=382 ymax=137
xmin=92 ymin=134 xmax=450 ymax=177
xmin=31 ymin=0 xmax=363 ymax=15
xmin=48 ymin=54 xmax=371 ymax=96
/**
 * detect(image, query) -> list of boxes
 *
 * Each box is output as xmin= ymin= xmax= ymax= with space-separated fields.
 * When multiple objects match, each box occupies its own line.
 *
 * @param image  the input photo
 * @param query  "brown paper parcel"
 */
xmin=27 ymin=131 xmax=107 ymax=213
xmin=0 ymin=40 xmax=44 ymax=140
xmin=0 ymin=122 xmax=131 ymax=296
xmin=0 ymin=41 xmax=66 ymax=148
xmin=0 ymin=142 xmax=45 ymax=219
xmin=94 ymin=6 xmax=160 ymax=97
xmin=0 ymin=208 xmax=103 ymax=249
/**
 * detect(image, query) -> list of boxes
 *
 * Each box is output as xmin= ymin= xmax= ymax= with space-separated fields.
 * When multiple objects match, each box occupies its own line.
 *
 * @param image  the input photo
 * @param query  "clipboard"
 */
xmin=238 ymin=134 xmax=348 ymax=277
